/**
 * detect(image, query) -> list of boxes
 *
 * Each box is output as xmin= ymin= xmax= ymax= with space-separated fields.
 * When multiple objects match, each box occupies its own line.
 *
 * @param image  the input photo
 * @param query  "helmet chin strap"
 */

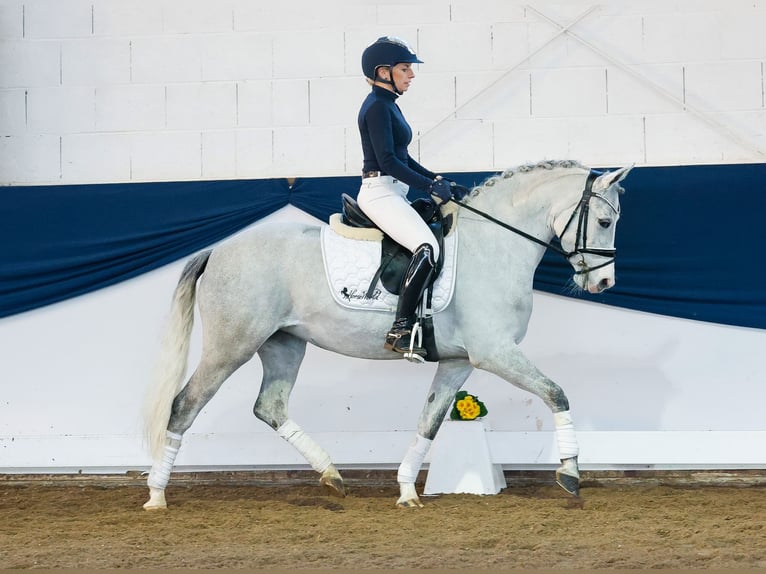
xmin=378 ymin=66 xmax=403 ymax=95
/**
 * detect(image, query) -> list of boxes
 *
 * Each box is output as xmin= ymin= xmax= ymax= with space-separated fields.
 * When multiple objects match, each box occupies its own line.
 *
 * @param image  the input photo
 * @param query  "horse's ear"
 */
xmin=594 ymin=164 xmax=633 ymax=192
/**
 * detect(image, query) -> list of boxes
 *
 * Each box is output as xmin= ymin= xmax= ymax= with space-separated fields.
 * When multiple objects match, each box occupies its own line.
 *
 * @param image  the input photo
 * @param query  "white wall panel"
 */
xmin=26 ymin=86 xmax=95 ymax=134
xmin=129 ymin=131 xmax=201 ymax=181
xmin=61 ymin=38 xmax=131 ymax=86
xmin=0 ymin=134 xmax=60 ymax=182
xmin=684 ymin=61 xmax=763 ymax=112
xmin=0 ymin=1 xmax=23 ymax=38
xmin=233 ymin=1 xmax=376 ymax=33
xmin=417 ymin=119 xmax=494 ymax=172
xmin=567 ymin=115 xmax=645 ymax=167
xmin=310 ymin=77 xmax=369 ymax=127
xmin=272 ymin=126 xmax=346 ymax=176
xmin=166 ymin=83 xmax=237 ymax=130
xmin=62 ymin=132 xmax=131 ymax=182
xmin=236 ymin=81 xmax=272 ymax=128
xmin=490 ymin=22 xmax=532 ymax=70
xmin=160 ymin=0 xmax=233 ymax=35
xmin=3 ymin=1 xmax=766 ymax=184
xmin=641 ymin=12 xmax=722 ymax=64
xmin=493 ymin=117 xmax=570 ymax=166
xmin=201 ymin=34 xmax=273 ymax=82
xmin=0 ymin=40 xmax=60 ymax=88
xmin=271 ymin=80 xmax=309 ymax=127
xmin=272 ymin=30 xmax=345 ymax=79
xmin=92 ymin=1 xmax=163 ymax=37
xmin=419 ymin=23 xmax=493 ymax=73
xmin=23 ymin=0 xmax=92 ymax=39
xmin=375 ymin=2 xmax=451 ymax=26
xmin=606 ymin=64 xmax=683 ymax=115
xmin=131 ymin=36 xmax=204 ymax=84
xmin=455 ymin=71 xmax=530 ymax=120
xmin=451 ymin=1 xmax=525 ymax=24
xmin=0 ymin=88 xmax=26 ymax=134
xmin=95 ymin=85 xmax=166 ymax=132
xmin=234 ymin=128 xmax=273 ymax=178
xmin=720 ymin=8 xmax=766 ymax=60
xmin=531 ymin=67 xmax=606 ymax=117
xmin=396 ymin=73 xmax=456 ymax=124
xmin=202 ymin=130 xmax=237 ymax=179
xmin=643 ymin=114 xmax=738 ymax=165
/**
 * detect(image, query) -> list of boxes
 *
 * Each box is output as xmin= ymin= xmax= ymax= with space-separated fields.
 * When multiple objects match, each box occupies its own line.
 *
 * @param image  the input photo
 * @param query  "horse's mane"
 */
xmin=469 ymin=159 xmax=589 ymax=199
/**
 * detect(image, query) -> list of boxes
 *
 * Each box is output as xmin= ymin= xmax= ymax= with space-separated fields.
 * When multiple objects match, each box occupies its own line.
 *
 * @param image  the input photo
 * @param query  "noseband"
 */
xmin=450 ymin=170 xmax=618 ymax=275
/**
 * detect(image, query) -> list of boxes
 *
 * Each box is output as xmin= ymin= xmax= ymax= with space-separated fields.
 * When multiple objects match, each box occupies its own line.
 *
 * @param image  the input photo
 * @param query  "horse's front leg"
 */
xmin=471 ymin=345 xmax=581 ymax=497
xmin=396 ymin=358 xmax=474 ymax=508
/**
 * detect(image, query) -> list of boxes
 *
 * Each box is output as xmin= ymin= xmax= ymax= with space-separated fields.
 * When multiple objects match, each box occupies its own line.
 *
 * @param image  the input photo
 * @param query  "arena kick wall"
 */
xmin=1 ymin=0 xmax=764 ymax=474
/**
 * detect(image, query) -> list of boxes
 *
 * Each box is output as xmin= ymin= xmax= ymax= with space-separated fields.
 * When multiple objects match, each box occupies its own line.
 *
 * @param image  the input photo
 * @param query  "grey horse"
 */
xmin=143 ymin=160 xmax=631 ymax=509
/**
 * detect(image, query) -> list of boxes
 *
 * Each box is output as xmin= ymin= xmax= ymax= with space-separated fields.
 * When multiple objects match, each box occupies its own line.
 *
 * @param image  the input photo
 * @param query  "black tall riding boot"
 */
xmin=384 ymin=243 xmax=436 ymax=356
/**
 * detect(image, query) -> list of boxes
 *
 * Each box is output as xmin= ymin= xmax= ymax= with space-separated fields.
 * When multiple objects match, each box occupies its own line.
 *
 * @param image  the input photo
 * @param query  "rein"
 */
xmin=450 ymin=170 xmax=616 ymax=275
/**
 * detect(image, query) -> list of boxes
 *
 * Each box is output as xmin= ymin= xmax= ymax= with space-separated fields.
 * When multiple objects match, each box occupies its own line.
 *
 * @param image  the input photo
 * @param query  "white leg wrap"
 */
xmin=397 ymin=434 xmax=432 ymax=484
xmin=277 ymin=419 xmax=332 ymax=473
xmin=147 ymin=431 xmax=182 ymax=490
xmin=554 ymin=410 xmax=579 ymax=459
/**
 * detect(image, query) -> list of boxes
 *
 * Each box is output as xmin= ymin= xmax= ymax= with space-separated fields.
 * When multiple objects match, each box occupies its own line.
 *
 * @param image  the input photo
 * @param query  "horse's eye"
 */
xmin=598 ymin=218 xmax=611 ymax=228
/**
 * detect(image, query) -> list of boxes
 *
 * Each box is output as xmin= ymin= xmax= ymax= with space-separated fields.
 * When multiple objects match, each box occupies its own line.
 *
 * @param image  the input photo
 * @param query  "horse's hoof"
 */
xmin=143 ymin=487 xmax=167 ymax=510
xmin=396 ymin=497 xmax=424 ymax=509
xmin=556 ymin=471 xmax=580 ymax=497
xmin=319 ymin=467 xmax=346 ymax=497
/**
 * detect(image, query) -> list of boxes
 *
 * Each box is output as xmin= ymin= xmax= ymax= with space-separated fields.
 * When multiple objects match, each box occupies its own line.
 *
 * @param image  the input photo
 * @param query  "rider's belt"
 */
xmin=362 ymin=170 xmax=394 ymax=180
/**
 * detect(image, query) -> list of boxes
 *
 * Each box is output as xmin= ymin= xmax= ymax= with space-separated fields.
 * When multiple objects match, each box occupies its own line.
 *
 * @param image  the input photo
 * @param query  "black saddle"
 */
xmin=340 ymin=193 xmax=454 ymax=296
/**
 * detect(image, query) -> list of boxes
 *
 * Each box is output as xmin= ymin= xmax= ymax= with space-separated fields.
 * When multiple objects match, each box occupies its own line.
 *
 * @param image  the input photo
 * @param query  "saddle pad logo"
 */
xmin=320 ymin=226 xmax=458 ymax=313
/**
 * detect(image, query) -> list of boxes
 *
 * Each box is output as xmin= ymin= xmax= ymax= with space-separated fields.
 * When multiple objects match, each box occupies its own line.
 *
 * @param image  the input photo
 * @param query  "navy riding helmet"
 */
xmin=361 ymin=36 xmax=423 ymax=89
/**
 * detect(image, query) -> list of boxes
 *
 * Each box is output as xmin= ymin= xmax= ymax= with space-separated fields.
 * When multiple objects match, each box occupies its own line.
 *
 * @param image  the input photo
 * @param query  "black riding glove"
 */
xmin=428 ymin=179 xmax=452 ymax=204
xmin=449 ymin=182 xmax=471 ymax=201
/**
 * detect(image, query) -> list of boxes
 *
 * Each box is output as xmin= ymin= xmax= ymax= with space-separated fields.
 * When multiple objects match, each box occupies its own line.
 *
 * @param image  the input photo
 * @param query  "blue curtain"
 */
xmin=2 ymin=164 xmax=764 ymax=329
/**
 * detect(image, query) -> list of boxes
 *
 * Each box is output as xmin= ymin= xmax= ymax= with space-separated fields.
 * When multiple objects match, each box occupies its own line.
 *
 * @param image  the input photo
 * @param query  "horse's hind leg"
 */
xmin=253 ymin=331 xmax=345 ymax=497
xmin=396 ymin=359 xmax=474 ymax=508
xmin=144 ymin=345 xmax=257 ymax=510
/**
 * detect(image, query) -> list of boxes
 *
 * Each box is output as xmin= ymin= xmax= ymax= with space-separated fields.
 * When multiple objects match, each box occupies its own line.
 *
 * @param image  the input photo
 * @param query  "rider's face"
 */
xmin=391 ymin=63 xmax=415 ymax=92
xmin=379 ymin=63 xmax=415 ymax=93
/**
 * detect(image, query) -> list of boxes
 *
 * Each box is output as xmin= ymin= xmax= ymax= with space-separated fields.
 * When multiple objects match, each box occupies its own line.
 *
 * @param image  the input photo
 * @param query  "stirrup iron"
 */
xmin=402 ymin=320 xmax=425 ymax=364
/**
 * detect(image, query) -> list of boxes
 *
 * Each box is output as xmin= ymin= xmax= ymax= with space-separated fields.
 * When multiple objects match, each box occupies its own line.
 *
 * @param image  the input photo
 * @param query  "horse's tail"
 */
xmin=143 ymin=250 xmax=211 ymax=462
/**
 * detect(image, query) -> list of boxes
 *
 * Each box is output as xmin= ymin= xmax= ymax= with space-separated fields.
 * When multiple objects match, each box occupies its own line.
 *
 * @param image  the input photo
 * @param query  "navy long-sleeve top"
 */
xmin=358 ymin=85 xmax=436 ymax=193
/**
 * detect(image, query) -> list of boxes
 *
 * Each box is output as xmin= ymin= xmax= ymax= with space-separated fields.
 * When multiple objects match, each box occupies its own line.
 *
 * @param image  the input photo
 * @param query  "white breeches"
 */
xmin=356 ymin=176 xmax=440 ymax=261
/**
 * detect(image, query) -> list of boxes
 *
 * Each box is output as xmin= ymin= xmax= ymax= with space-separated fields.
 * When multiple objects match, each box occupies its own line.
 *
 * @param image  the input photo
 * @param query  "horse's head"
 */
xmin=554 ymin=166 xmax=632 ymax=294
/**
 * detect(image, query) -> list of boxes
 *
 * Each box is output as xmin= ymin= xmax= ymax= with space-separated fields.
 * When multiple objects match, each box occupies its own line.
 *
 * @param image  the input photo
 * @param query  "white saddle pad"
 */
xmin=320 ymin=224 xmax=458 ymax=313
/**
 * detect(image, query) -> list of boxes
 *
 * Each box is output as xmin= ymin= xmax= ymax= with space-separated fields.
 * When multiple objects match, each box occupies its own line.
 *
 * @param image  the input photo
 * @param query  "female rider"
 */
xmin=356 ymin=36 xmax=452 ymax=359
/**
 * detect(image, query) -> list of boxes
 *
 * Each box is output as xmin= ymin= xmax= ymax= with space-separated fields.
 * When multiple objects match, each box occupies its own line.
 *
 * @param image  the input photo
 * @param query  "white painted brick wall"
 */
xmin=0 ymin=40 xmax=60 ymax=87
xmin=62 ymin=133 xmax=131 ymax=182
xmin=23 ymin=0 xmax=93 ymax=39
xmin=2 ymin=0 xmax=764 ymax=185
xmin=0 ymin=89 xmax=26 ymax=134
xmin=26 ymin=86 xmax=95 ymax=133
xmin=165 ymin=83 xmax=237 ymax=130
xmin=202 ymin=130 xmax=236 ymax=179
xmin=61 ymin=39 xmax=130 ymax=86
xmin=94 ymin=85 xmax=165 ymax=132
xmin=0 ymin=1 xmax=23 ymax=39
xmin=92 ymin=1 xmax=162 ymax=37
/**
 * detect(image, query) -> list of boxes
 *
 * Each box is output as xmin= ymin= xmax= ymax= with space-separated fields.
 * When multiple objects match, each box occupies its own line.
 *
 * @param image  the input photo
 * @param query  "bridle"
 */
xmin=450 ymin=170 xmax=619 ymax=275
